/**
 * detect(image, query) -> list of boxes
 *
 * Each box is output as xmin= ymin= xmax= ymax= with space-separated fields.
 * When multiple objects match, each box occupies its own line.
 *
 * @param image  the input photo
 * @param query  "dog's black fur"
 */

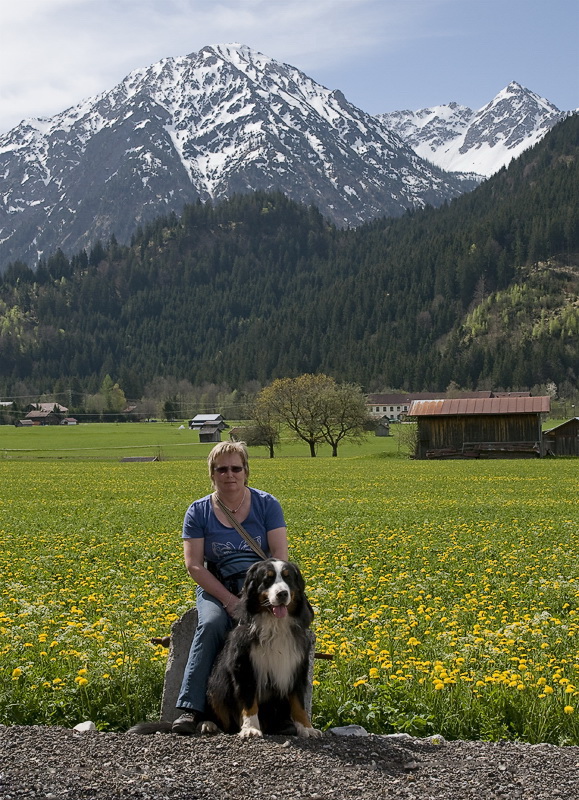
xmin=128 ymin=559 xmax=320 ymax=738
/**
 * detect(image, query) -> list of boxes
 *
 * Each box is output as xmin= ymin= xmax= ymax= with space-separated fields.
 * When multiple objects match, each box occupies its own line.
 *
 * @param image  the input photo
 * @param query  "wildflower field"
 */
xmin=1 ymin=455 xmax=577 ymax=744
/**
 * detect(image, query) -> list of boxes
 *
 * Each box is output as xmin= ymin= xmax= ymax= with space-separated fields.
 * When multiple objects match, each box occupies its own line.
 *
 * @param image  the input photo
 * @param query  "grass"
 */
xmin=0 ymin=421 xmax=405 ymax=460
xmin=0 ymin=432 xmax=577 ymax=744
xmin=1 ymin=419 xmax=568 ymax=461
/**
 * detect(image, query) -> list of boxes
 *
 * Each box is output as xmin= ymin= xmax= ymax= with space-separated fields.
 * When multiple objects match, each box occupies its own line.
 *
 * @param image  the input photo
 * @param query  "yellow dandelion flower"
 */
xmin=564 ymin=705 xmax=574 ymax=715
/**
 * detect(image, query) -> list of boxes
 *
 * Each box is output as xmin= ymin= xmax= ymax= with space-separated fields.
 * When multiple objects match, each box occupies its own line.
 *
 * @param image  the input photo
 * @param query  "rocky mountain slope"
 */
xmin=0 ymin=43 xmax=476 ymax=269
xmin=378 ymin=82 xmax=569 ymax=177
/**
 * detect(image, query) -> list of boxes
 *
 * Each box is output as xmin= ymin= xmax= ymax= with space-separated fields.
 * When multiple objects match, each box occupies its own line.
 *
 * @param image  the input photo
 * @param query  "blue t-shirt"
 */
xmin=182 ymin=487 xmax=286 ymax=578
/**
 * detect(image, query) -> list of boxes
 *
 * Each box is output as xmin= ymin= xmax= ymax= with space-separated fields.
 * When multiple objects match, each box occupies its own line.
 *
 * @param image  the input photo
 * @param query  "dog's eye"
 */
xmin=282 ymin=569 xmax=289 ymax=577
xmin=266 ymin=570 xmax=274 ymax=579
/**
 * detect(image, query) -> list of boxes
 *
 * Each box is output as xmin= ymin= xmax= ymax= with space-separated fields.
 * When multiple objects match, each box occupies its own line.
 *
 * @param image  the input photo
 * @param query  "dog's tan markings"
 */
xmin=286 ymin=589 xmax=297 ymax=608
xmin=239 ymin=701 xmax=262 ymax=738
xmin=289 ymin=694 xmax=322 ymax=738
xmin=208 ymin=693 xmax=231 ymax=732
xmin=258 ymin=590 xmax=270 ymax=610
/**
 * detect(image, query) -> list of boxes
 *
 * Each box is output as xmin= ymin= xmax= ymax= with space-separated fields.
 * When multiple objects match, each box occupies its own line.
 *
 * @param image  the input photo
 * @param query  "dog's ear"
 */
xmin=300 ymin=595 xmax=315 ymax=626
xmin=237 ymin=561 xmax=263 ymax=619
xmin=289 ymin=562 xmax=314 ymax=626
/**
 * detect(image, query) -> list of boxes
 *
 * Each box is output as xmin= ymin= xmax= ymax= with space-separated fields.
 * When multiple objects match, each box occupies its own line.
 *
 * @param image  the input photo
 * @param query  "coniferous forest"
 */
xmin=0 ymin=115 xmax=577 ymax=402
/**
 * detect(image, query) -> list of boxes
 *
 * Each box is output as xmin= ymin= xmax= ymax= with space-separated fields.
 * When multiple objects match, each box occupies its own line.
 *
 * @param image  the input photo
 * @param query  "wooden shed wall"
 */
xmin=417 ymin=414 xmax=542 ymax=458
xmin=543 ymin=419 xmax=579 ymax=456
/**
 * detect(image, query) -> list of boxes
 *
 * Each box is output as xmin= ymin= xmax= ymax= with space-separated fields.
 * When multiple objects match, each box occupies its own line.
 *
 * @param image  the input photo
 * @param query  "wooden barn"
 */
xmin=408 ymin=396 xmax=551 ymax=459
xmin=374 ymin=418 xmax=391 ymax=437
xmin=543 ymin=418 xmax=579 ymax=457
xmin=198 ymin=424 xmax=223 ymax=443
xmin=188 ymin=414 xmax=229 ymax=443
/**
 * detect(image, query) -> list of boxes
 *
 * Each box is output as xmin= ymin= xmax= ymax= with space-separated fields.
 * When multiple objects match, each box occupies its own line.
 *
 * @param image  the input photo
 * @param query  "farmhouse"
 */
xmin=367 ymin=392 xmax=442 ymax=420
xmin=22 ymin=402 xmax=68 ymax=426
xmin=409 ymin=396 xmax=551 ymax=459
xmin=24 ymin=409 xmax=62 ymax=426
xmin=543 ymin=418 xmax=579 ymax=457
xmin=29 ymin=402 xmax=68 ymax=413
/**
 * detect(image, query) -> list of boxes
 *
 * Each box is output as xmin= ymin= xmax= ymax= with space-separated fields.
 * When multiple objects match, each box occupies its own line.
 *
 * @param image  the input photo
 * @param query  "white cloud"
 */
xmin=0 ymin=0 xmax=575 ymax=132
xmin=0 ymin=0 xmax=449 ymax=131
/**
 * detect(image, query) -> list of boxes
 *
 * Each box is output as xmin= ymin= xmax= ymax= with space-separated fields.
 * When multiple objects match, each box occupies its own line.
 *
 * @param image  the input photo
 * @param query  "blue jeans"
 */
xmin=176 ymin=585 xmax=234 ymax=712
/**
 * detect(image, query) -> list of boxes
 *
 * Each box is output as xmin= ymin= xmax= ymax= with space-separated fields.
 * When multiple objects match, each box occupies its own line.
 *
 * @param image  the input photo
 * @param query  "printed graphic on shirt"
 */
xmin=212 ymin=539 xmax=264 ymax=560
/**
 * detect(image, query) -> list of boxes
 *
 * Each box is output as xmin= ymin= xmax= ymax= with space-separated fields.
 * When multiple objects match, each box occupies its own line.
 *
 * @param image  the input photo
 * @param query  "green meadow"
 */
xmin=0 ymin=421 xmax=407 ymax=460
xmin=0 ymin=425 xmax=577 ymax=744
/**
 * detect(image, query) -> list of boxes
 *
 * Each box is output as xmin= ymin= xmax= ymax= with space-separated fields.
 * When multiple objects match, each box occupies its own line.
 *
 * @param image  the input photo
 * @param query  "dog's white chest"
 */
xmin=250 ymin=619 xmax=302 ymax=697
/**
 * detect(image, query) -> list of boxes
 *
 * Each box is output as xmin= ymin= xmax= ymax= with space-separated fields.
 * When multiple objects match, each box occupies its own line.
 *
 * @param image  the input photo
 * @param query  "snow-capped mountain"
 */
xmin=0 ymin=44 xmax=477 ymax=269
xmin=378 ymin=82 xmax=567 ymax=177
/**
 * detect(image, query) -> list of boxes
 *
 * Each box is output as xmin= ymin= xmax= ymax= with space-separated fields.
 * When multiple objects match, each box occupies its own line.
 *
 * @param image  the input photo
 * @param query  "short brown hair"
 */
xmin=207 ymin=441 xmax=249 ymax=486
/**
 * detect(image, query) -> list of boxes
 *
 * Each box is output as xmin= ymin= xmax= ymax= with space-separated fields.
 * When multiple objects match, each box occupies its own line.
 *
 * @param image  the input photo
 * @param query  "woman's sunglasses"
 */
xmin=214 ymin=465 xmax=244 ymax=474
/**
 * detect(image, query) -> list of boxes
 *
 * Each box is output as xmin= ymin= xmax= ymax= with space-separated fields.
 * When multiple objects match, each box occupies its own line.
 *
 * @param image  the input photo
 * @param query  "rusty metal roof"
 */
xmin=408 ymin=396 xmax=551 ymax=416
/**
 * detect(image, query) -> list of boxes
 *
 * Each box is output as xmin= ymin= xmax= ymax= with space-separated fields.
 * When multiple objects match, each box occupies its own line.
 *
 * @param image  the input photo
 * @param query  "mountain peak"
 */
xmin=0 ymin=43 xmax=474 ymax=269
xmin=379 ymin=82 xmax=566 ymax=177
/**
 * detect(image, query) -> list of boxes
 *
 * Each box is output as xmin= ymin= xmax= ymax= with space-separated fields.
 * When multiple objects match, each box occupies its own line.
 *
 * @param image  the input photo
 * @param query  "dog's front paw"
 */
xmin=239 ymin=725 xmax=263 ymax=738
xmin=295 ymin=722 xmax=323 ymax=738
xmin=239 ymin=712 xmax=262 ymax=738
xmin=199 ymin=720 xmax=221 ymax=736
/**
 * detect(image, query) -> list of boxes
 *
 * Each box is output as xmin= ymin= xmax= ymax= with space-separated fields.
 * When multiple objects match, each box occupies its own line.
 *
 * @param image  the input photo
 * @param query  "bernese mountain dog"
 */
xmin=128 ymin=559 xmax=321 ymax=738
xmin=204 ymin=558 xmax=321 ymax=738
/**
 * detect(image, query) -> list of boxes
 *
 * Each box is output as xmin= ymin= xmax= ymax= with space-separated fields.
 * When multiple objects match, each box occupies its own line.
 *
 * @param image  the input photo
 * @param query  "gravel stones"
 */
xmin=1 ymin=724 xmax=577 ymax=799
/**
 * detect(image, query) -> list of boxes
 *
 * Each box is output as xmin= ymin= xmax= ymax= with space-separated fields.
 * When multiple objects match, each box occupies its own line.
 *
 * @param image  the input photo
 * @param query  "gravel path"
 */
xmin=0 ymin=724 xmax=577 ymax=799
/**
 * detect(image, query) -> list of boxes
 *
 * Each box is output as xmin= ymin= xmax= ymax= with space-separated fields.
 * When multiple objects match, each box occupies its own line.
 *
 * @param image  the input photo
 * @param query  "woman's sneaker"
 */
xmin=172 ymin=710 xmax=202 ymax=735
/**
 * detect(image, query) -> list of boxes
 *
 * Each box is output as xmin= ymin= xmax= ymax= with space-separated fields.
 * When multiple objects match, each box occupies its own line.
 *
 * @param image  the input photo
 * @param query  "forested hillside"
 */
xmin=0 ymin=115 xmax=577 ymax=399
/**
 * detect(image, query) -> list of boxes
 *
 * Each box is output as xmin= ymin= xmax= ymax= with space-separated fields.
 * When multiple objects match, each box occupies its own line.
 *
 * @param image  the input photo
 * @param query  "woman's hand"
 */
xmin=183 ymin=539 xmax=239 ymax=610
xmin=223 ymin=593 xmax=241 ymax=616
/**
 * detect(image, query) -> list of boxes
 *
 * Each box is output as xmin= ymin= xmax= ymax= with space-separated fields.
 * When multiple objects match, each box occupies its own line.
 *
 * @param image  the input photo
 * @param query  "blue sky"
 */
xmin=0 ymin=0 xmax=577 ymax=134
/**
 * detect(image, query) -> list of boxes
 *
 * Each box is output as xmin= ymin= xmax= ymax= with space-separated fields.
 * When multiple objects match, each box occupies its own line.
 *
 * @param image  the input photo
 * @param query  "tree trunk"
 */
xmin=309 ymin=440 xmax=317 ymax=457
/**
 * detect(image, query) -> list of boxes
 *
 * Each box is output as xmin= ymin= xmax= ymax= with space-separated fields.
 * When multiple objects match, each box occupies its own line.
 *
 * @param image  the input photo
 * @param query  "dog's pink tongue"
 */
xmin=272 ymin=605 xmax=288 ymax=618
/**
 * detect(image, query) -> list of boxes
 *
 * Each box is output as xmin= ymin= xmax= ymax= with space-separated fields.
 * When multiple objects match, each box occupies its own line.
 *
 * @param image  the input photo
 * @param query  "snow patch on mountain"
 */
xmin=379 ymin=82 xmax=567 ymax=177
xmin=0 ymin=43 xmax=478 ymax=267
